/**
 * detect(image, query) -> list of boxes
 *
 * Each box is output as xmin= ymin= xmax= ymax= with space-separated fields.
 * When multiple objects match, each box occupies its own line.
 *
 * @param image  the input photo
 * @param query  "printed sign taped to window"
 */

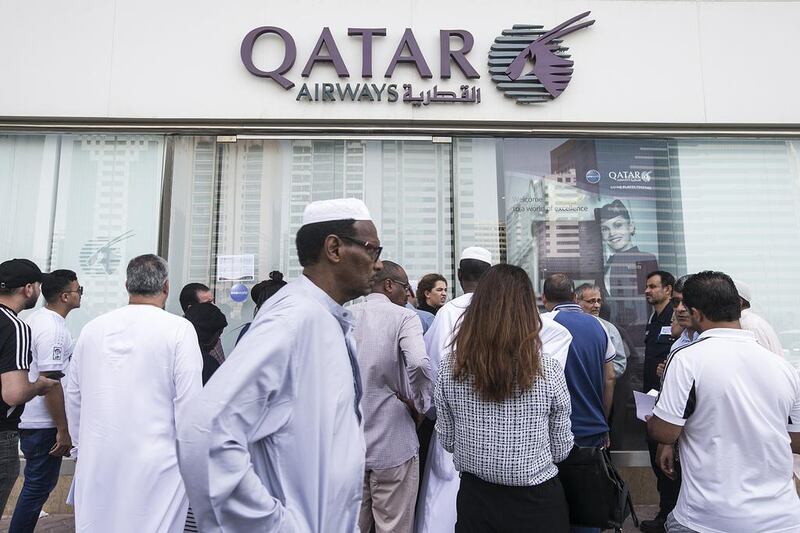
xmin=216 ymin=255 xmax=255 ymax=282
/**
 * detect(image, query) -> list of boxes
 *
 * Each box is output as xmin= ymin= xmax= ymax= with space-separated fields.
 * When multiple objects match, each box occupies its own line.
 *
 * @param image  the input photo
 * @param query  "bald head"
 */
xmin=371 ymin=260 xmax=410 ymax=306
xmin=373 ymin=261 xmax=403 ymax=284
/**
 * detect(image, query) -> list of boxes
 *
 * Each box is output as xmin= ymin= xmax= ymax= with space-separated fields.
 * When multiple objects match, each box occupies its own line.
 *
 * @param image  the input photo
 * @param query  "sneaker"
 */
xmin=639 ymin=515 xmax=666 ymax=533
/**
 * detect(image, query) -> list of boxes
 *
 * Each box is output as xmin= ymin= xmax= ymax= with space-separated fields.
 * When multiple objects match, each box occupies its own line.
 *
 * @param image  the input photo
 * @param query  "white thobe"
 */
xmin=740 ymin=308 xmax=784 ymax=357
xmin=415 ymin=294 xmax=572 ymax=533
xmin=177 ymin=274 xmax=365 ymax=532
xmin=65 ymin=305 xmax=202 ymax=533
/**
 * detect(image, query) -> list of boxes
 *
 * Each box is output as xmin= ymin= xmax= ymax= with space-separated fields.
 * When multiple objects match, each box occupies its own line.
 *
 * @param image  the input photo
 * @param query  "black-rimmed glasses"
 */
xmin=64 ymin=286 xmax=84 ymax=296
xmin=671 ymin=297 xmax=683 ymax=308
xmin=338 ymin=235 xmax=383 ymax=262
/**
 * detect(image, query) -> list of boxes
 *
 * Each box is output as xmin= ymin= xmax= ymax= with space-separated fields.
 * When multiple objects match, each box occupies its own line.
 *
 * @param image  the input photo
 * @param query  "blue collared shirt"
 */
xmin=542 ymin=303 xmax=615 ymax=438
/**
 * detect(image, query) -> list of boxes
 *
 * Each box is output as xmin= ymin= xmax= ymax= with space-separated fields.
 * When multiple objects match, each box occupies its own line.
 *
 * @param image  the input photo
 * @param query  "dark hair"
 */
xmin=296 ymin=219 xmax=357 ymax=267
xmin=598 ymin=199 xmax=631 ymax=223
xmin=451 ymin=264 xmax=543 ymax=402
xmin=373 ymin=261 xmax=403 ymax=284
xmin=416 ymin=273 xmax=447 ymax=305
xmin=682 ymin=271 xmax=741 ymax=322
xmin=458 ymin=258 xmax=491 ymax=284
xmin=543 ymin=273 xmax=575 ymax=304
xmin=251 ymin=271 xmax=287 ymax=308
xmin=646 ymin=270 xmax=675 ymax=290
xmin=184 ymin=302 xmax=228 ymax=348
xmin=673 ymin=274 xmax=691 ymax=294
xmin=179 ymin=282 xmax=210 ymax=312
xmin=42 ymin=269 xmax=77 ymax=303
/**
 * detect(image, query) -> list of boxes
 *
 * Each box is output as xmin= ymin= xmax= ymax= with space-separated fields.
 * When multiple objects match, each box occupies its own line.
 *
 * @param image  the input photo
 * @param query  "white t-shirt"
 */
xmin=654 ymin=328 xmax=800 ymax=533
xmin=20 ymin=308 xmax=72 ymax=429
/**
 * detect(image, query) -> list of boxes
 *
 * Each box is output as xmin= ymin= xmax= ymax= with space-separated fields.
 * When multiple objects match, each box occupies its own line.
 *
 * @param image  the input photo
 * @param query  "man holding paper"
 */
xmin=648 ymin=271 xmax=800 ymax=532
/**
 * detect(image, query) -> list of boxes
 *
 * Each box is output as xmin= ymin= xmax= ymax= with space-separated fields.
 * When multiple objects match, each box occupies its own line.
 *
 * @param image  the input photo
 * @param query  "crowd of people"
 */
xmin=0 ymin=197 xmax=798 ymax=533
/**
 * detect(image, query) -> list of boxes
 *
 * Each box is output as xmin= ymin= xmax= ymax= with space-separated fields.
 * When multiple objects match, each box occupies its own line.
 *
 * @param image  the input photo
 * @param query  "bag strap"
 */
xmin=627 ymin=489 xmax=639 ymax=526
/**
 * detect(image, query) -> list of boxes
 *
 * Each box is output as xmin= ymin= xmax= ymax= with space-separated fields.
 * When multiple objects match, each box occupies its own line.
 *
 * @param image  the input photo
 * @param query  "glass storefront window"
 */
xmin=454 ymin=136 xmax=800 ymax=451
xmin=167 ymin=138 xmax=454 ymax=352
xmin=0 ymin=134 xmax=60 ymax=268
xmin=5 ymin=131 xmax=800 ymax=456
xmin=0 ymin=134 xmax=165 ymax=336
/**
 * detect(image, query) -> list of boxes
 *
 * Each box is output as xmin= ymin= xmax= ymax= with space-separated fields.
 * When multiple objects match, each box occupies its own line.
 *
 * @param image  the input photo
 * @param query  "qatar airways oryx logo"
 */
xmin=489 ymin=12 xmax=594 ymax=103
xmin=240 ymin=13 xmax=594 ymax=107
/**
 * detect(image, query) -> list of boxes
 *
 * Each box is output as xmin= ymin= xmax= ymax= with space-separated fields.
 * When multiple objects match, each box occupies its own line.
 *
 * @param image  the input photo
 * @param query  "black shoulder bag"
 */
xmin=557 ymin=445 xmax=638 ymax=532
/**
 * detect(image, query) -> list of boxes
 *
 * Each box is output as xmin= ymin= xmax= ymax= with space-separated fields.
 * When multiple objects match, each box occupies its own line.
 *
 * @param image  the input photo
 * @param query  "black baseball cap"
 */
xmin=0 ymin=259 xmax=43 ymax=289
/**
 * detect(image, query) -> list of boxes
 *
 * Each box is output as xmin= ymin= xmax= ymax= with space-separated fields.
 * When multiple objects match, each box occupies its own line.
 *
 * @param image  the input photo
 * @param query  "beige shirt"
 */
xmin=350 ymin=293 xmax=433 ymax=470
xmin=740 ymin=308 xmax=784 ymax=357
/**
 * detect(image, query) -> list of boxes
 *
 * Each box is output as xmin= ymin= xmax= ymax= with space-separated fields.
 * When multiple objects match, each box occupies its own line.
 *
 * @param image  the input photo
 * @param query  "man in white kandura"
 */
xmin=65 ymin=254 xmax=202 ymax=533
xmin=177 ymin=198 xmax=383 ymax=532
xmin=733 ymin=279 xmax=784 ymax=357
xmin=415 ymin=247 xmax=573 ymax=533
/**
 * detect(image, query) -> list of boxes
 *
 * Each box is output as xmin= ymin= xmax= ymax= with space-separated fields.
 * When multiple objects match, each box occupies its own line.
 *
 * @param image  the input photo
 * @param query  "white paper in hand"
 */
xmin=634 ymin=390 xmax=658 ymax=421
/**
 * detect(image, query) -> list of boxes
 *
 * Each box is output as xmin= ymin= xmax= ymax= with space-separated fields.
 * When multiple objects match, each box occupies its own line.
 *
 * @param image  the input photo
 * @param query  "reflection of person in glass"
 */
xmin=598 ymin=199 xmax=658 ymax=333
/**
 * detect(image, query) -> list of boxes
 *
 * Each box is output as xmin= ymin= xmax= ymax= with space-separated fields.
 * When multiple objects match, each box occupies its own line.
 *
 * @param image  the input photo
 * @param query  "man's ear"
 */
xmin=23 ymin=284 xmax=34 ymax=299
xmin=541 ymin=293 xmax=548 ymax=306
xmin=322 ymin=235 xmax=343 ymax=264
xmin=163 ymin=279 xmax=170 ymax=297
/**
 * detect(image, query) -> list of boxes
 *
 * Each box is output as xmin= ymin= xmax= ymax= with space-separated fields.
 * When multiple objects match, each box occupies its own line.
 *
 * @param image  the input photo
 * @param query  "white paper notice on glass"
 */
xmin=634 ymin=389 xmax=660 ymax=422
xmin=216 ymin=255 xmax=255 ymax=282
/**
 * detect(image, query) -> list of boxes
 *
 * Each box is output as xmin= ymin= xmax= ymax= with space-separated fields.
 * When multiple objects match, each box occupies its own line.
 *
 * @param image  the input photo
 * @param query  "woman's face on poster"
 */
xmin=600 ymin=215 xmax=634 ymax=252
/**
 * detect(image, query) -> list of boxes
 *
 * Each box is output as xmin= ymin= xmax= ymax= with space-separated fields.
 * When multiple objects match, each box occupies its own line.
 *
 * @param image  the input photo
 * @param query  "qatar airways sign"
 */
xmin=240 ymin=12 xmax=594 ymax=107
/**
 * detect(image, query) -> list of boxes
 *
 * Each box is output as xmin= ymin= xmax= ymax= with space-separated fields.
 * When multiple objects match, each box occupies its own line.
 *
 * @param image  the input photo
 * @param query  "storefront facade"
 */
xmin=3 ymin=1 xmax=800 ymax=462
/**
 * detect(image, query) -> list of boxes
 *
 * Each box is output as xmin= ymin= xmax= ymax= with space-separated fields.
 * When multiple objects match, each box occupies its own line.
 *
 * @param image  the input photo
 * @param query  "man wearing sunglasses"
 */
xmin=350 ymin=261 xmax=432 ymax=533
xmin=11 ymin=269 xmax=81 ymax=533
xmin=179 ymin=198 xmax=383 ymax=533
xmin=662 ymin=275 xmax=699 ymax=373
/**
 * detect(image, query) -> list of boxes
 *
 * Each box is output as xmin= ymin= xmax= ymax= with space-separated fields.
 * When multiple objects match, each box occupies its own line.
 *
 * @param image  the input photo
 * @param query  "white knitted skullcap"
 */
xmin=302 ymin=198 xmax=372 ymax=226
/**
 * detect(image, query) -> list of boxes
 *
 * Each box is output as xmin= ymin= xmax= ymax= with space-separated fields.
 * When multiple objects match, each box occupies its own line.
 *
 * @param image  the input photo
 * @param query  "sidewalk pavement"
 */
xmin=0 ymin=505 xmax=659 ymax=532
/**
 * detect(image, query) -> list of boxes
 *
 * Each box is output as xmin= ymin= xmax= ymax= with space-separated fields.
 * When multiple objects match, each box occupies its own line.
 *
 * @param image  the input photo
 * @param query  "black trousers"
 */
xmin=455 ymin=473 xmax=570 ymax=533
xmin=647 ymin=439 xmax=681 ymax=518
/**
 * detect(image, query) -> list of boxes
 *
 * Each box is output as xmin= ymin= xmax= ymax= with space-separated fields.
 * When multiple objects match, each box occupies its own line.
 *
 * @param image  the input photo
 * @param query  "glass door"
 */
xmin=166 ymin=137 xmax=455 ymax=353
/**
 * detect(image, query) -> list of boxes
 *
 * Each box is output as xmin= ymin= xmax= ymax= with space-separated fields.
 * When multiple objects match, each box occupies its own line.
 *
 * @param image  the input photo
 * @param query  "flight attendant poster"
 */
xmin=501 ymin=137 xmax=683 ymax=449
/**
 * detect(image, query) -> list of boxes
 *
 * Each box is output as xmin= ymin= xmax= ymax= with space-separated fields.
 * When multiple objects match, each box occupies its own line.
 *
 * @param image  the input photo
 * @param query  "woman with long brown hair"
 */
xmin=434 ymin=264 xmax=573 ymax=532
